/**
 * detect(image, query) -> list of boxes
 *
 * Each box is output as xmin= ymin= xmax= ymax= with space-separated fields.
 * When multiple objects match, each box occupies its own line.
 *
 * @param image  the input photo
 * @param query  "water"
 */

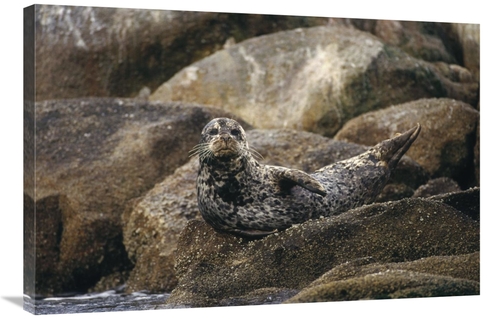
xmin=24 ymin=290 xmax=172 ymax=315
xmin=24 ymin=288 xmax=299 ymax=314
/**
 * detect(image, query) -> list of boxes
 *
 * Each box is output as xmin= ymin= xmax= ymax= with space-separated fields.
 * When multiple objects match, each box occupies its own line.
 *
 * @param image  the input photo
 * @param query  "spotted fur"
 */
xmin=193 ymin=118 xmax=421 ymax=238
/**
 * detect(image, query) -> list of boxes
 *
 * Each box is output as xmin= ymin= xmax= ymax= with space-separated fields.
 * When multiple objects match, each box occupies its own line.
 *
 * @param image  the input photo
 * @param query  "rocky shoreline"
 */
xmin=25 ymin=5 xmax=479 ymax=312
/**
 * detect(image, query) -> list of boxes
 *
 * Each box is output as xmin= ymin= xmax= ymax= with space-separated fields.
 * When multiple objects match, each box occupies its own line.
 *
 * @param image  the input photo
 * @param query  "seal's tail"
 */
xmin=375 ymin=124 xmax=421 ymax=170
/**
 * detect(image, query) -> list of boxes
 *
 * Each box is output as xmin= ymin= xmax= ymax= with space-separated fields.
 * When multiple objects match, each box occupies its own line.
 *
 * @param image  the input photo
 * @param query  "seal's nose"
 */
xmin=220 ymin=133 xmax=231 ymax=143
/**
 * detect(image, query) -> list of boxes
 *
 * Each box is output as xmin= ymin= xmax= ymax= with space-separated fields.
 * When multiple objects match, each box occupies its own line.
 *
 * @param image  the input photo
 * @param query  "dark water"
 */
xmin=24 ymin=288 xmax=298 ymax=314
xmin=23 ymin=291 xmax=173 ymax=315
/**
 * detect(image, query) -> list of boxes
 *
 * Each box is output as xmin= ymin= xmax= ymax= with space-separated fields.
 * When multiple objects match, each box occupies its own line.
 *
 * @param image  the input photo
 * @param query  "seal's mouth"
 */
xmin=214 ymin=148 xmax=235 ymax=157
xmin=211 ymin=138 xmax=240 ymax=158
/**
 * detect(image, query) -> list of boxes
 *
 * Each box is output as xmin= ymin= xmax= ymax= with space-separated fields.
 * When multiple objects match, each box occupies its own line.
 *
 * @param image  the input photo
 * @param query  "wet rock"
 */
xmin=150 ymin=25 xmax=478 ymax=137
xmin=88 ymin=271 xmax=129 ymax=293
xmin=122 ymin=158 xmax=201 ymax=293
xmin=412 ymin=177 xmax=461 ymax=198
xmin=427 ymin=187 xmax=480 ymax=221
xmin=334 ymin=98 xmax=479 ymax=187
xmin=312 ymin=252 xmax=478 ymax=284
xmin=218 ymin=288 xmax=300 ymax=307
xmin=32 ymin=98 xmax=245 ymax=295
xmin=375 ymin=183 xmax=416 ymax=202
xmin=167 ymin=197 xmax=478 ymax=307
xmin=285 ymin=253 xmax=479 ymax=302
xmin=34 ymin=5 xmax=330 ymax=100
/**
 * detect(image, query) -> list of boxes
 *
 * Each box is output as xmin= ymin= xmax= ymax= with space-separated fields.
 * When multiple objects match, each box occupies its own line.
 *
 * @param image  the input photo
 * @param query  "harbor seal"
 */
xmin=191 ymin=118 xmax=421 ymax=238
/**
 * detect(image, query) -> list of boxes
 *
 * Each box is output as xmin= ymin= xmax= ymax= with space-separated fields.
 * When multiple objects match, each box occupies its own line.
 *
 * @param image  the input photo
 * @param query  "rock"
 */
xmin=474 ymin=120 xmax=480 ymax=184
xmin=34 ymin=5 xmax=330 ymax=100
xmin=351 ymin=20 xmax=460 ymax=64
xmin=122 ymin=157 xmax=201 ymax=293
xmin=375 ymin=183 xmax=416 ymax=202
xmin=428 ymin=187 xmax=480 ymax=221
xmin=29 ymin=195 xmax=64 ymax=294
xmin=88 ymin=271 xmax=129 ymax=293
xmin=334 ymin=98 xmax=479 ymax=187
xmin=23 ymin=194 xmax=36 ymax=296
xmin=412 ymin=177 xmax=461 ymax=198
xmin=167 ymin=197 xmax=478 ymax=307
xmin=123 ymin=128 xmax=426 ymax=293
xmin=451 ymin=23 xmax=480 ymax=81
xmin=150 ymin=25 xmax=478 ymax=137
xmin=218 ymin=288 xmax=300 ymax=307
xmin=31 ymin=98 xmax=246 ymax=295
xmin=285 ymin=253 xmax=479 ymax=303
xmin=294 ymin=252 xmax=479 ymax=287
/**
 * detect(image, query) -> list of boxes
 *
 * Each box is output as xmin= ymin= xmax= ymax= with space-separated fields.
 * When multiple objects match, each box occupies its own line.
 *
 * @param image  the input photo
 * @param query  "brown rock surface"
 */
xmin=427 ymin=187 xmax=480 ymax=221
xmin=412 ymin=177 xmax=461 ymax=198
xmin=167 ymin=197 xmax=478 ymax=307
xmin=451 ymin=23 xmax=480 ymax=81
xmin=285 ymin=252 xmax=479 ymax=303
xmin=31 ymin=98 xmax=245 ymax=295
xmin=34 ymin=5 xmax=330 ymax=100
xmin=352 ymin=20 xmax=461 ymax=64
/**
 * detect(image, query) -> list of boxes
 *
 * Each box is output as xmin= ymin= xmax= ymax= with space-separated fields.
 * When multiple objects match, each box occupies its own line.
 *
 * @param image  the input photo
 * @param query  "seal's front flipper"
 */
xmin=273 ymin=167 xmax=327 ymax=196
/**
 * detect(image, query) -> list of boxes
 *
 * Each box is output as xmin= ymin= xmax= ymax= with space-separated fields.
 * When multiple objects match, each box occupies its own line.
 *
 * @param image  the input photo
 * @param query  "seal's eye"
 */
xmin=208 ymin=128 xmax=218 ymax=135
xmin=230 ymin=129 xmax=240 ymax=136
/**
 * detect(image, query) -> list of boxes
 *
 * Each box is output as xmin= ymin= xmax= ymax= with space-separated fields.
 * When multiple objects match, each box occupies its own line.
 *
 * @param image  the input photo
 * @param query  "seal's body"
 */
xmin=192 ymin=118 xmax=421 ymax=238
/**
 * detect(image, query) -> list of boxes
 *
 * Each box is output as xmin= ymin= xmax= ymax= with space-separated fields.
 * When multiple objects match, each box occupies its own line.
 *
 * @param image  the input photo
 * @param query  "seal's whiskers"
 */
xmin=248 ymin=146 xmax=264 ymax=160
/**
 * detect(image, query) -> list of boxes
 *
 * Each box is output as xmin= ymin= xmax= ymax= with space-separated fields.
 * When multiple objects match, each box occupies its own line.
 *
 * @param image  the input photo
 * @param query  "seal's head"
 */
xmin=190 ymin=118 xmax=250 ymax=162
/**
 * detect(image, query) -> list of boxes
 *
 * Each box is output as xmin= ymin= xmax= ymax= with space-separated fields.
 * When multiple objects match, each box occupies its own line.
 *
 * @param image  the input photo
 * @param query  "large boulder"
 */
xmin=30 ymin=98 xmax=246 ymax=295
xmin=33 ymin=5 xmax=330 ymax=100
xmin=122 ymin=158 xmax=201 ymax=293
xmin=166 ymin=196 xmax=478 ymax=307
xmin=351 ymin=20 xmax=479 ymax=84
xmin=150 ymin=25 xmax=478 ymax=137
xmin=350 ymin=20 xmax=460 ymax=64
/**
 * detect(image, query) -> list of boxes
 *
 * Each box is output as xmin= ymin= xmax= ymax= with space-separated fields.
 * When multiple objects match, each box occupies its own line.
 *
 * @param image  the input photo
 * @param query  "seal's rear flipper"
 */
xmin=273 ymin=167 xmax=327 ymax=196
xmin=375 ymin=124 xmax=421 ymax=170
